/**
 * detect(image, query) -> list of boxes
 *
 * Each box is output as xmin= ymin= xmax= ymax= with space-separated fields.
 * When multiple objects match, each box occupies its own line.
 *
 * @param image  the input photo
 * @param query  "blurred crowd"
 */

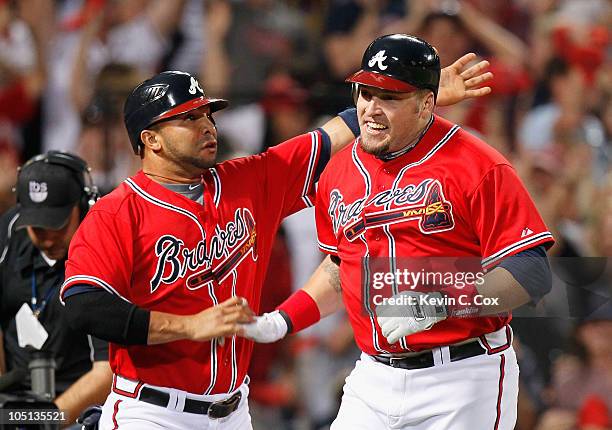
xmin=0 ymin=0 xmax=610 ymax=429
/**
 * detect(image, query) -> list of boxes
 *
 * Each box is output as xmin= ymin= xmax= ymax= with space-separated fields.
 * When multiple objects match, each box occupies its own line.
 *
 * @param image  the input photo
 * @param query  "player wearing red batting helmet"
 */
xmin=243 ymin=34 xmax=554 ymax=430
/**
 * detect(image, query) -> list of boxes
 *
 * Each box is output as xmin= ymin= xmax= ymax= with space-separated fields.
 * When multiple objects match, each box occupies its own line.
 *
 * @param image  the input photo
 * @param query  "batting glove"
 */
xmin=241 ymin=310 xmax=288 ymax=343
xmin=376 ymin=291 xmax=448 ymax=344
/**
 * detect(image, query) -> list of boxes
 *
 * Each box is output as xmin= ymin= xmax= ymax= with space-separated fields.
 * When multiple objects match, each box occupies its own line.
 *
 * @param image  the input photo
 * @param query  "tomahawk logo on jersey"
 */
xmin=61 ymin=131 xmax=329 ymax=395
xmin=315 ymin=115 xmax=554 ymax=355
xmin=332 ymin=178 xmax=455 ymax=242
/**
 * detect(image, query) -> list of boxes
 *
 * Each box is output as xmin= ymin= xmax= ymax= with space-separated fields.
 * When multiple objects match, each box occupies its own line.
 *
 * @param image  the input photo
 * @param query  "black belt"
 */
xmin=373 ymin=340 xmax=486 ymax=370
xmin=138 ymin=386 xmax=242 ymax=418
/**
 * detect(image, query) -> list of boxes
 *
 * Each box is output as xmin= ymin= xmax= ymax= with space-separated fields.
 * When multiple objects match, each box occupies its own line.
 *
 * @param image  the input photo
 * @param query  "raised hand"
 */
xmin=437 ymin=53 xmax=493 ymax=107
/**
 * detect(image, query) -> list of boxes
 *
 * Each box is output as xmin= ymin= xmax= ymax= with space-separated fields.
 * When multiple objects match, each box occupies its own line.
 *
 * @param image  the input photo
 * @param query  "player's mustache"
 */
xmin=199 ymin=136 xmax=217 ymax=146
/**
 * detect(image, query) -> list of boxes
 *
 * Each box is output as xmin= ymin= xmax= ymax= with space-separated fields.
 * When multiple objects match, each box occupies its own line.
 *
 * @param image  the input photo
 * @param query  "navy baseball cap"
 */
xmin=14 ymin=159 xmax=83 ymax=230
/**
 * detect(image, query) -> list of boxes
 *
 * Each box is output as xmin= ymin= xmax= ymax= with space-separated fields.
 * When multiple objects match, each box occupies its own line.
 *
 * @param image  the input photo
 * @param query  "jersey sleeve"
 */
xmin=315 ymin=172 xmax=339 ymax=256
xmin=262 ymin=129 xmax=331 ymax=218
xmin=60 ymin=209 xmax=134 ymax=304
xmin=469 ymin=164 xmax=554 ymax=270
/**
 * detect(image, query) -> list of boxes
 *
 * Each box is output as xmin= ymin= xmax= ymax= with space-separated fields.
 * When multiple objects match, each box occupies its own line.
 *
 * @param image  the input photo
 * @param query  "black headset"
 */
xmin=15 ymin=151 xmax=100 ymax=219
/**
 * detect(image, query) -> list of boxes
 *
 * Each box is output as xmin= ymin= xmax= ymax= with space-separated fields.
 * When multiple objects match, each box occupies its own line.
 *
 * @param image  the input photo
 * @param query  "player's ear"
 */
xmin=420 ymin=91 xmax=435 ymax=118
xmin=140 ymin=129 xmax=163 ymax=152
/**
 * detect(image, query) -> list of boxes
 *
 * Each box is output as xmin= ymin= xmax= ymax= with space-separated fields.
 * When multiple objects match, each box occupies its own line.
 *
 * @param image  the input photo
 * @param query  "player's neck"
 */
xmin=142 ymin=157 xmax=202 ymax=184
xmin=385 ymin=114 xmax=433 ymax=155
xmin=143 ymin=171 xmax=200 ymax=184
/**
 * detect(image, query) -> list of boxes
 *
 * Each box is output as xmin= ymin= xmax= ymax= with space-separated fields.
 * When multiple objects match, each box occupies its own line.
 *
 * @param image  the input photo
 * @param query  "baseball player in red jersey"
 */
xmin=59 ymin=60 xmax=493 ymax=429
xmin=243 ymin=35 xmax=554 ymax=430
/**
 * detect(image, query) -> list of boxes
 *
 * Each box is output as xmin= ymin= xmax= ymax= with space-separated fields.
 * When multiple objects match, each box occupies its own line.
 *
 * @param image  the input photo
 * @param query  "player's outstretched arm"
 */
xmin=376 ymin=268 xmax=531 ymax=344
xmin=301 ymin=255 xmax=344 ymax=317
xmin=321 ymin=116 xmax=358 ymax=156
xmin=148 ymin=296 xmax=255 ymax=344
xmin=376 ymin=247 xmax=550 ymax=344
xmin=240 ymin=255 xmax=343 ymax=343
xmin=64 ymin=291 xmax=254 ymax=346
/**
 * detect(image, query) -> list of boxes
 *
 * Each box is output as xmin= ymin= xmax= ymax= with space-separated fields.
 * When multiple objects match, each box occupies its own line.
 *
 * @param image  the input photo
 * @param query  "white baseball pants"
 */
xmin=332 ymin=326 xmax=519 ymax=430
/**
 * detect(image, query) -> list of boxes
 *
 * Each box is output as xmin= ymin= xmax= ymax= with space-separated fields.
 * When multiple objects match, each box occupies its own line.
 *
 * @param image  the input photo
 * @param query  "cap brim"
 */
xmin=154 ymin=96 xmax=229 ymax=122
xmin=346 ymin=70 xmax=417 ymax=93
xmin=14 ymin=205 xmax=74 ymax=230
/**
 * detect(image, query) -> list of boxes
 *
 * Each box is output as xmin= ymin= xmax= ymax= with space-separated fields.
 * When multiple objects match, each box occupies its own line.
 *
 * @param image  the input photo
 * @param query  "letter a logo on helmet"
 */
xmin=189 ymin=76 xmax=204 ymax=95
xmin=346 ymin=34 xmax=440 ymax=98
xmin=368 ymin=50 xmax=388 ymax=70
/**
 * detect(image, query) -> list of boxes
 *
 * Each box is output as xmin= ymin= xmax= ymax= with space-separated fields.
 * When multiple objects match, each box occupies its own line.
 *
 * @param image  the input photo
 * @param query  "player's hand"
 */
xmin=188 ymin=296 xmax=255 ymax=342
xmin=375 ymin=291 xmax=447 ymax=344
xmin=437 ymin=53 xmax=493 ymax=107
xmin=239 ymin=310 xmax=288 ymax=343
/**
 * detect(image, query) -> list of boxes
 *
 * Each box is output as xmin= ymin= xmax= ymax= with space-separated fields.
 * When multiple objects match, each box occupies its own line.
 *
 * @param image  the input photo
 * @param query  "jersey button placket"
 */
xmin=376 ymin=168 xmax=388 ymax=191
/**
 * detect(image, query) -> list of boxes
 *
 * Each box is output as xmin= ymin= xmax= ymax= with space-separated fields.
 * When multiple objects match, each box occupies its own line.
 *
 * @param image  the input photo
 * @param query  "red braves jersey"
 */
xmin=61 ymin=131 xmax=327 ymax=394
xmin=316 ymin=115 xmax=554 ymax=355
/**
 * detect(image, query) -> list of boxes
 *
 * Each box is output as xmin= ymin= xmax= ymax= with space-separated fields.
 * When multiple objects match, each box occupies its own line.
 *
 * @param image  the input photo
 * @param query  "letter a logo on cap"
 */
xmin=189 ymin=76 xmax=204 ymax=95
xmin=368 ymin=50 xmax=388 ymax=70
xmin=29 ymin=181 xmax=48 ymax=203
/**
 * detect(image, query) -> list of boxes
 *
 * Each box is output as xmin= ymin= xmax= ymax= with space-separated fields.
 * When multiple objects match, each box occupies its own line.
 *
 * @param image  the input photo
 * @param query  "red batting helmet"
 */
xmin=123 ymin=71 xmax=228 ymax=154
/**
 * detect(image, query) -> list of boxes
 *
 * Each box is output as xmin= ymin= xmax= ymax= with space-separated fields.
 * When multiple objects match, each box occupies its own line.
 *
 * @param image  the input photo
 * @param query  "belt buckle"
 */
xmin=388 ymin=357 xmax=402 ymax=368
xmin=208 ymin=391 xmax=242 ymax=419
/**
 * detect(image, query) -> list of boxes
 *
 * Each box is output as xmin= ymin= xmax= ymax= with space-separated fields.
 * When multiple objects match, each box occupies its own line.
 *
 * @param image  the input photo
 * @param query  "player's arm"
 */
xmin=474 ymin=250 xmax=546 ymax=315
xmin=239 ymin=255 xmax=343 ymax=343
xmin=54 ymin=360 xmax=112 ymax=427
xmin=64 ymin=291 xmax=254 ymax=345
xmin=147 ymin=296 xmax=254 ymax=344
xmin=376 ymin=246 xmax=551 ymax=344
xmin=322 ymin=53 xmax=493 ymax=155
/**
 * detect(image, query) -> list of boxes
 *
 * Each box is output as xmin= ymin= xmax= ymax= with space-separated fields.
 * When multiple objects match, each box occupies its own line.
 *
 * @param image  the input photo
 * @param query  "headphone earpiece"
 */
xmin=80 ymin=176 xmax=100 ymax=220
xmin=15 ymin=151 xmax=99 ymax=219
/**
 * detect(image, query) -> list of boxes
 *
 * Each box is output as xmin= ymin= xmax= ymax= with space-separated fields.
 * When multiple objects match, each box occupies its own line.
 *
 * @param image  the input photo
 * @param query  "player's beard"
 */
xmin=176 ymin=153 xmax=217 ymax=171
xmin=165 ymin=140 xmax=218 ymax=171
xmin=360 ymin=134 xmax=392 ymax=156
xmin=181 ymin=156 xmax=217 ymax=171
xmin=360 ymin=103 xmax=423 ymax=156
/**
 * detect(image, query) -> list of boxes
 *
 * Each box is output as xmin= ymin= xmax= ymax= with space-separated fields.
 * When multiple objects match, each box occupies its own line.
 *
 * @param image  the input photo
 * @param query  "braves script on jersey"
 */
xmin=316 ymin=115 xmax=554 ymax=355
xmin=61 ymin=131 xmax=328 ymax=395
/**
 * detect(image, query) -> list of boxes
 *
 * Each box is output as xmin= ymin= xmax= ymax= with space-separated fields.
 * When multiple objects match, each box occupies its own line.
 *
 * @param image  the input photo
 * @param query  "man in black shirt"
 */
xmin=0 ymin=151 xmax=112 ymax=427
